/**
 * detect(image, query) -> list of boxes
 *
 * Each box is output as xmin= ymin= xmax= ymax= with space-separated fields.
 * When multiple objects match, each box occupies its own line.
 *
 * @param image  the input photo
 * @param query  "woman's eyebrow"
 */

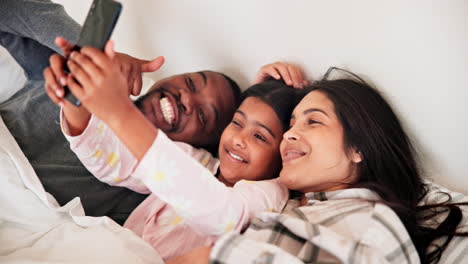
xmin=303 ymin=108 xmax=329 ymax=117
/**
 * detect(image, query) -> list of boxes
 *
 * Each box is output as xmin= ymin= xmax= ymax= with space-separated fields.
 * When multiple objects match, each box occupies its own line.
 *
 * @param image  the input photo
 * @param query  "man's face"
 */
xmin=134 ymin=71 xmax=237 ymax=148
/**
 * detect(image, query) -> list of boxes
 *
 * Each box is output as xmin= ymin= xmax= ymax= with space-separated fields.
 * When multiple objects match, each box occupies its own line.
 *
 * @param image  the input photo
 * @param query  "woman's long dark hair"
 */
xmin=309 ymin=69 xmax=467 ymax=263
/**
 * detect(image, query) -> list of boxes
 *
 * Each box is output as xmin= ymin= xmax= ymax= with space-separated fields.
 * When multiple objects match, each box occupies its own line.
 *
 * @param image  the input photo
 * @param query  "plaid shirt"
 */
xmin=210 ymin=188 xmax=420 ymax=264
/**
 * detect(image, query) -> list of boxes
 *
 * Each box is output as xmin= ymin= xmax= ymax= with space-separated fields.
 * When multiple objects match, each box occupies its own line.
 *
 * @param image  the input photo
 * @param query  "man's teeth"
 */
xmin=229 ymin=151 xmax=246 ymax=162
xmin=160 ymin=97 xmax=174 ymax=125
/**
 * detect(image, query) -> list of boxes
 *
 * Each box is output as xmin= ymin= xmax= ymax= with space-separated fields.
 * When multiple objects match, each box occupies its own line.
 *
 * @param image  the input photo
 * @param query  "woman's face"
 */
xmin=279 ymin=91 xmax=362 ymax=193
xmin=218 ymin=97 xmax=283 ymax=185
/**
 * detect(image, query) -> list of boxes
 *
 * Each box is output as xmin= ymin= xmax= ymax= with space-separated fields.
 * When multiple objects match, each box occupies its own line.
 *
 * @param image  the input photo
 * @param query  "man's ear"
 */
xmin=350 ymin=147 xmax=363 ymax=164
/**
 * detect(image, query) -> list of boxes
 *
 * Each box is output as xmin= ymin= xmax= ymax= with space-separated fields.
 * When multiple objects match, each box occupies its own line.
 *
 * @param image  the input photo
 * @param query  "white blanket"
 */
xmin=0 ymin=116 xmax=164 ymax=264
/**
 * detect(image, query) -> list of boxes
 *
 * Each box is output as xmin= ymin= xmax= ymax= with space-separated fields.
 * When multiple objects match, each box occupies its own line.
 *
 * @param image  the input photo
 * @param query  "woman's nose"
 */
xmin=283 ymin=127 xmax=299 ymax=141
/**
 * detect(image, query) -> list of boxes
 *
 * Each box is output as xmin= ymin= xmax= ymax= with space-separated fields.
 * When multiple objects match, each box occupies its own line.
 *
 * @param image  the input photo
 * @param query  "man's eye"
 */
xmin=199 ymin=109 xmax=206 ymax=125
xmin=186 ymin=77 xmax=196 ymax=92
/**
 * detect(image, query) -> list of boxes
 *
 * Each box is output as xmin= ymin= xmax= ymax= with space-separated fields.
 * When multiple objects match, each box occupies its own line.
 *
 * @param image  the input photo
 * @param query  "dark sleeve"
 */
xmin=0 ymin=0 xmax=82 ymax=79
xmin=0 ymin=0 xmax=81 ymax=53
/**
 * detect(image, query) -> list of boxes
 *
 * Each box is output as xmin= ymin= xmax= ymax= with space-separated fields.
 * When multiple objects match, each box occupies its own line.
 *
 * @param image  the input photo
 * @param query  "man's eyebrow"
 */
xmin=236 ymin=110 xmax=276 ymax=139
xmin=303 ymin=108 xmax=329 ymax=117
xmin=197 ymin=71 xmax=207 ymax=86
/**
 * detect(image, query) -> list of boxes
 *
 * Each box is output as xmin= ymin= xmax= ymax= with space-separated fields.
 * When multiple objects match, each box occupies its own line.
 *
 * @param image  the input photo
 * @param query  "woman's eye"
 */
xmin=254 ymin=133 xmax=266 ymax=142
xmin=307 ymin=119 xmax=320 ymax=125
xmin=232 ymin=120 xmax=241 ymax=127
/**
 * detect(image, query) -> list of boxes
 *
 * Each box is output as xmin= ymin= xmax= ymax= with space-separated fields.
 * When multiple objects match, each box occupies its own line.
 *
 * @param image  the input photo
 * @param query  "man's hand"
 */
xmin=43 ymin=37 xmax=75 ymax=106
xmin=102 ymin=40 xmax=164 ymax=97
xmin=255 ymin=61 xmax=308 ymax=89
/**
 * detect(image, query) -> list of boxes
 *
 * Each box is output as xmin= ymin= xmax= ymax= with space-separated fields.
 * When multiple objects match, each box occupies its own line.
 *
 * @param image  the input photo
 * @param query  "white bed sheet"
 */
xmin=0 ymin=116 xmax=163 ymax=264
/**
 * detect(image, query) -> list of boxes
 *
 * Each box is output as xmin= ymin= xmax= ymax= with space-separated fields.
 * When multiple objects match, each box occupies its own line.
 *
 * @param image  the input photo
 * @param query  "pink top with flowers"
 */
xmin=61 ymin=112 xmax=288 ymax=260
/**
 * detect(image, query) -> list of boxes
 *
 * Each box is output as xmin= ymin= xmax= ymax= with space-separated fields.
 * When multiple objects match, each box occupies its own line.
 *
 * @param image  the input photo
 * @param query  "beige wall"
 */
xmin=55 ymin=0 xmax=468 ymax=194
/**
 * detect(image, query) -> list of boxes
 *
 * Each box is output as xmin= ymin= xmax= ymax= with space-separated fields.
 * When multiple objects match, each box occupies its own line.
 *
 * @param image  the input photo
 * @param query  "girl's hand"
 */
xmin=65 ymin=44 xmax=134 ymax=124
xmin=254 ymin=61 xmax=308 ymax=89
xmin=51 ymin=37 xmax=165 ymax=101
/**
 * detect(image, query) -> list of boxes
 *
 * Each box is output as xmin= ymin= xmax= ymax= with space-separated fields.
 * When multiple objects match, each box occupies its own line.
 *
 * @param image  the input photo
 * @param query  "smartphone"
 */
xmin=63 ymin=0 xmax=122 ymax=106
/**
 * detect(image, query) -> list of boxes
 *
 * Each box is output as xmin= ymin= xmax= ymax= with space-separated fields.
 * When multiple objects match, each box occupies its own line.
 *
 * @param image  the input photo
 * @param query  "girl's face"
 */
xmin=279 ymin=91 xmax=362 ymax=193
xmin=218 ymin=97 xmax=283 ymax=185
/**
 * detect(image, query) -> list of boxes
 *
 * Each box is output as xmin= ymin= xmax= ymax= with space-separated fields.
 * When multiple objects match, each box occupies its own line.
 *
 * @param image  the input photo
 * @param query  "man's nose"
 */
xmin=179 ymin=89 xmax=194 ymax=115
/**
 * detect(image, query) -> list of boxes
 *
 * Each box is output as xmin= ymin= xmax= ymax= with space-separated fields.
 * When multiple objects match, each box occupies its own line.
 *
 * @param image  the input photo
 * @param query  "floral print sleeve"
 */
xmin=132 ymin=130 xmax=289 ymax=236
xmin=61 ymin=111 xmax=219 ymax=194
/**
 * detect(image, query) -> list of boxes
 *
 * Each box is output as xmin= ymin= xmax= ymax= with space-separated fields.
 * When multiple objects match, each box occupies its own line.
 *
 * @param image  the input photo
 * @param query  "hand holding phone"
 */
xmin=63 ymin=0 xmax=122 ymax=106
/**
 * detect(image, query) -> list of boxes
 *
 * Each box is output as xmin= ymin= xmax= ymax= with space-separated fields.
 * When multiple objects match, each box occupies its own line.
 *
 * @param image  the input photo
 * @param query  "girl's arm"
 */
xmin=131 ymin=130 xmax=288 ymax=235
xmin=66 ymin=47 xmax=288 ymax=234
xmin=60 ymin=111 xmax=148 ymax=193
xmin=61 ymin=111 xmax=219 ymax=194
xmin=65 ymin=46 xmax=156 ymax=160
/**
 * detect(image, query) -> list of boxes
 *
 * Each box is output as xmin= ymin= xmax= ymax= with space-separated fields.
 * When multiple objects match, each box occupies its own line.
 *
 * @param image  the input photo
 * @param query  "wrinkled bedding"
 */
xmin=0 ymin=116 xmax=163 ymax=264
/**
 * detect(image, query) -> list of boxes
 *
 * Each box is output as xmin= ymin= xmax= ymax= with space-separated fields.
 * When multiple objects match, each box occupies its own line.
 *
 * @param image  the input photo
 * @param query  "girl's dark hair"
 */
xmin=241 ymin=79 xmax=308 ymax=132
xmin=309 ymin=69 xmax=467 ymax=263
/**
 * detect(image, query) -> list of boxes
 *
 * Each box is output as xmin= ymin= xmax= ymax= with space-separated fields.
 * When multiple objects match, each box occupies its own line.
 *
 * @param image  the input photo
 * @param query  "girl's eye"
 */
xmin=186 ymin=77 xmax=196 ymax=92
xmin=254 ymin=133 xmax=266 ymax=142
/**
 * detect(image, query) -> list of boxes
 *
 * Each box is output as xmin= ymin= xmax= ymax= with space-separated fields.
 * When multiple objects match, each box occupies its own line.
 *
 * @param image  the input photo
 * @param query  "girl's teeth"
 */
xmin=160 ymin=97 xmax=174 ymax=125
xmin=229 ymin=151 xmax=244 ymax=162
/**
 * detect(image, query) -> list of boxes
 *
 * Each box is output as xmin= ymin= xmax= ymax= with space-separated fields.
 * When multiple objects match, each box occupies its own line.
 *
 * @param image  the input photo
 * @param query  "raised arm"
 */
xmin=44 ymin=40 xmax=165 ymax=136
xmin=254 ymin=61 xmax=308 ymax=88
xmin=131 ymin=131 xmax=288 ymax=235
xmin=62 ymin=49 xmax=288 ymax=234
xmin=61 ymin=113 xmax=218 ymax=194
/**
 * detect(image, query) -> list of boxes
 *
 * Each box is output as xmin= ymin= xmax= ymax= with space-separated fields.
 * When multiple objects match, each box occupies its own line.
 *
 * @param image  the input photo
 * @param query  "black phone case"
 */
xmin=63 ymin=0 xmax=122 ymax=106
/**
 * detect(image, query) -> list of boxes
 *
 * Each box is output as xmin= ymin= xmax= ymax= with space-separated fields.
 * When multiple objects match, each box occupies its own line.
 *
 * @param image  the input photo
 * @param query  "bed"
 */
xmin=0 ymin=114 xmax=163 ymax=263
xmin=1 ymin=0 xmax=467 ymax=262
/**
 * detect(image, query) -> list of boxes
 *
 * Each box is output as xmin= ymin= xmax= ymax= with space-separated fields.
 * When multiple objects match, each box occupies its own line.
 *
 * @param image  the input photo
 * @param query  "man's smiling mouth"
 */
xmin=160 ymin=96 xmax=175 ymax=125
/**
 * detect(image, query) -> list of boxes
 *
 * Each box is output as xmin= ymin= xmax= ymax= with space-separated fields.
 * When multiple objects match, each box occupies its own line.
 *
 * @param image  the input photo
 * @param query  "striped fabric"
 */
xmin=210 ymin=188 xmax=421 ymax=263
xmin=421 ymin=182 xmax=468 ymax=264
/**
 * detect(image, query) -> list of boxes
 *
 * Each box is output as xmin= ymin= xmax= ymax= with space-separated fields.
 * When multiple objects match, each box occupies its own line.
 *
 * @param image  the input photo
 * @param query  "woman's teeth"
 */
xmin=160 ymin=97 xmax=174 ymax=125
xmin=228 ymin=151 xmax=246 ymax=163
xmin=283 ymin=150 xmax=306 ymax=162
